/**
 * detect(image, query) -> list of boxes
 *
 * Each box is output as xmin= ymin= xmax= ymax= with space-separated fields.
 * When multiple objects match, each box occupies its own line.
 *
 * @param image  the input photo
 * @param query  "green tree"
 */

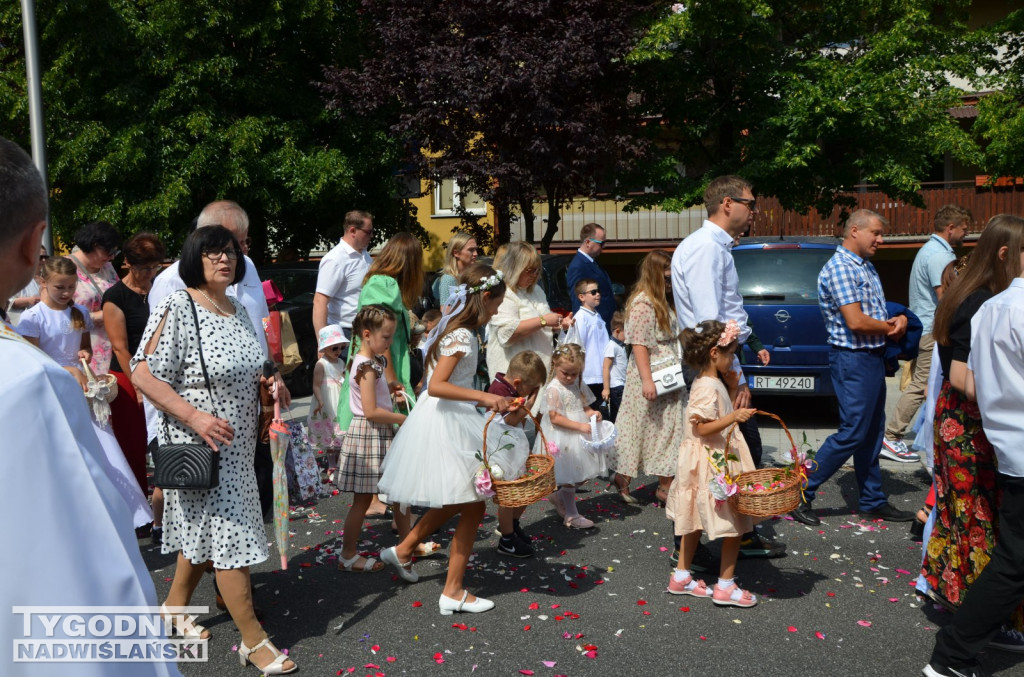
xmin=0 ymin=1 xmax=414 ymax=259
xmin=973 ymin=8 xmax=1024 ymax=179
xmin=626 ymin=0 xmax=984 ymax=218
xmin=328 ymin=0 xmax=655 ymax=253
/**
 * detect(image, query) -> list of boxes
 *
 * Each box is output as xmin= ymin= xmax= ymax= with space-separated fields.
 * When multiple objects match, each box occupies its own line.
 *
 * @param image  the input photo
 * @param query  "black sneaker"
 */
xmin=512 ymin=520 xmax=530 ymax=544
xmin=738 ymin=533 xmax=787 ymax=559
xmin=497 ymin=534 xmax=534 ymax=558
xmin=667 ymin=542 xmax=714 ymax=573
xmin=859 ymin=502 xmax=915 ymax=522
xmin=790 ymin=499 xmax=821 ymax=526
xmin=922 ymin=660 xmax=990 ymax=676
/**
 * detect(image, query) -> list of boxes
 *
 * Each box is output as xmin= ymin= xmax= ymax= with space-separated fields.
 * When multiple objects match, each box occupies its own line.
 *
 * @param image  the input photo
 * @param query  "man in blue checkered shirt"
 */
xmin=790 ymin=209 xmax=915 ymax=526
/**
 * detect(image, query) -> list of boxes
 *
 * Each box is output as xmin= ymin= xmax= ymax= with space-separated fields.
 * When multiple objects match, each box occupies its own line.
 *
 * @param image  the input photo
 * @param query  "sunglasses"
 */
xmin=581 ymin=289 xmax=600 ymax=296
xmin=728 ymin=196 xmax=758 ymax=211
xmin=588 ymin=238 xmax=605 ymax=245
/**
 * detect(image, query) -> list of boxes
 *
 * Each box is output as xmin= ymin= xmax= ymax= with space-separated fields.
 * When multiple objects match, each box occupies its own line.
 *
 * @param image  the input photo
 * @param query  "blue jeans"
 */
xmin=803 ymin=348 xmax=887 ymax=511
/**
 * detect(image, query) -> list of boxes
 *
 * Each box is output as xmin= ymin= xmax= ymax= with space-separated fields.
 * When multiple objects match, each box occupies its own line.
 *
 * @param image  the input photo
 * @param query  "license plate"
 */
xmin=749 ymin=376 xmax=815 ymax=391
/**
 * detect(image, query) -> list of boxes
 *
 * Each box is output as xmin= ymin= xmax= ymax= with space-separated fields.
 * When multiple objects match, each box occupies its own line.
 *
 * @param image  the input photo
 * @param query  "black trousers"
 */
xmin=931 ymin=473 xmax=1024 ymax=667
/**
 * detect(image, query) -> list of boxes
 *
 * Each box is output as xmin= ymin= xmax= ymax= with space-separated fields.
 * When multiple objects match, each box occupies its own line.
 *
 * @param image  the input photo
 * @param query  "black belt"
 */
xmin=831 ymin=345 xmax=885 ymax=356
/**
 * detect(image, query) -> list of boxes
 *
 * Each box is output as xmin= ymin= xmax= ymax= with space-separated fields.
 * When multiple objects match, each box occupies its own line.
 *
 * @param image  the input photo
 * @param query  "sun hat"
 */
xmin=318 ymin=324 xmax=349 ymax=351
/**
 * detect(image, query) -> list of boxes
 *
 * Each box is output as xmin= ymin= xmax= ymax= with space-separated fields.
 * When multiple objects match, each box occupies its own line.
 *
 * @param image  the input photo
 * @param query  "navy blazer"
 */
xmin=566 ymin=251 xmax=615 ymax=327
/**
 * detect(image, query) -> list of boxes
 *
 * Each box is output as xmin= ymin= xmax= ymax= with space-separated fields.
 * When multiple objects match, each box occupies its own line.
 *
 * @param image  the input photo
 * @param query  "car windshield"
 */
xmin=733 ymin=247 xmax=835 ymax=305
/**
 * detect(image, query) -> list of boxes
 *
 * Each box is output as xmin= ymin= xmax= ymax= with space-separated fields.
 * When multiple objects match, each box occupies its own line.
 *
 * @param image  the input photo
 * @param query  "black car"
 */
xmin=257 ymin=262 xmax=320 ymax=397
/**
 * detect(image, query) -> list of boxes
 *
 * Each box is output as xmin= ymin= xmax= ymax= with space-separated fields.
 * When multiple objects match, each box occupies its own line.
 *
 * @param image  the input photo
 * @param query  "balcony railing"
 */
xmin=513 ymin=180 xmax=1024 ymax=246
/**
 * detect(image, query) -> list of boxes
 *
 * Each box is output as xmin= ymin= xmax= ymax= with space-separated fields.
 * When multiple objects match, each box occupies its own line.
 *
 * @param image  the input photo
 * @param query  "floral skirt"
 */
xmin=922 ymin=381 xmax=1024 ymax=629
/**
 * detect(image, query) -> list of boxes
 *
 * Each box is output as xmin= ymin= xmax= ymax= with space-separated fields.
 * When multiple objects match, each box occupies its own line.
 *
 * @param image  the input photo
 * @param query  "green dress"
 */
xmin=336 ymin=275 xmax=412 ymax=432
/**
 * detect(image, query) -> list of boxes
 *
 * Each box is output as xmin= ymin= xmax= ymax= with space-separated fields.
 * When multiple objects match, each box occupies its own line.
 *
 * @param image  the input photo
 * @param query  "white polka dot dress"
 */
xmin=134 ymin=290 xmax=268 ymax=569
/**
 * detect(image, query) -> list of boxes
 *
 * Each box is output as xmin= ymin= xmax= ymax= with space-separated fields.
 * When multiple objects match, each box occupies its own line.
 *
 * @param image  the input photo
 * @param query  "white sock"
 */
xmin=673 ymin=568 xmax=691 ymax=583
xmin=559 ymin=487 xmax=579 ymax=518
xmin=717 ymin=577 xmax=734 ymax=589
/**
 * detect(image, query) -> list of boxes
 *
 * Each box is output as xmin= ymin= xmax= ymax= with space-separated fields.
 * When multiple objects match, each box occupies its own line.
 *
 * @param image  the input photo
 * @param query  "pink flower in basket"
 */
xmin=546 ymin=441 xmax=560 ymax=457
xmin=474 ymin=467 xmax=495 ymax=498
xmin=708 ymin=472 xmax=737 ymax=504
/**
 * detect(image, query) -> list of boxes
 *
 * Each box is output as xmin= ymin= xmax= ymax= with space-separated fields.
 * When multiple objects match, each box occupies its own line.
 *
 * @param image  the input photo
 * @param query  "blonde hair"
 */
xmin=506 ymin=350 xmax=548 ymax=391
xmin=625 ymin=250 xmax=673 ymax=334
xmin=549 ymin=343 xmax=585 ymax=388
xmin=495 ymin=241 xmax=542 ymax=293
xmin=442 ymin=232 xmax=476 ymax=277
xmin=364 ymin=232 xmax=424 ymax=310
xmin=40 ymin=257 xmax=87 ymax=330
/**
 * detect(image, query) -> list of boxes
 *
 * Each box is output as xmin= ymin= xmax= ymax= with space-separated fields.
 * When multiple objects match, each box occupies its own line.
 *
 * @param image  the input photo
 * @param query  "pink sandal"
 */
xmin=712 ymin=582 xmax=758 ymax=608
xmin=667 ymin=574 xmax=713 ymax=597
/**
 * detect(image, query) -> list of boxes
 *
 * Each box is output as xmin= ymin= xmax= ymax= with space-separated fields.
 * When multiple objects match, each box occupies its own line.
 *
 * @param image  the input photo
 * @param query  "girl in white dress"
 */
xmin=535 ymin=343 xmax=607 ymax=528
xmin=308 ymin=324 xmax=348 ymax=477
xmin=19 ymin=257 xmax=153 ymax=528
xmin=378 ymin=263 xmax=514 ymax=616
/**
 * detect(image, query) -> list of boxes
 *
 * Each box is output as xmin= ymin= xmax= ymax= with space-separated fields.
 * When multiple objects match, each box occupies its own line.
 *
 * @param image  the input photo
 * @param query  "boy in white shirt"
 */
xmin=601 ymin=311 xmax=627 ymax=422
xmin=573 ymin=278 xmax=610 ymax=403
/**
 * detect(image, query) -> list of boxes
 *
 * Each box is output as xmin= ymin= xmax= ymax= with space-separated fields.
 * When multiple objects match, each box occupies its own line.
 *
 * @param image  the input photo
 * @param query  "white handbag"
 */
xmin=650 ymin=339 xmax=685 ymax=396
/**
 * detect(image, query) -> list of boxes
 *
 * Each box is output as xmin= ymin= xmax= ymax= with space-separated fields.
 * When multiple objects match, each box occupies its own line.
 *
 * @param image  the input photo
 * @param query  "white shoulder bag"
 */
xmin=650 ymin=338 xmax=685 ymax=396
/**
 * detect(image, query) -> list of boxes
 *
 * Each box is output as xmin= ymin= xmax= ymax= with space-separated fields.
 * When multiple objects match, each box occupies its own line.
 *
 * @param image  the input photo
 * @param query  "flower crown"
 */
xmin=552 ymin=342 xmax=585 ymax=359
xmin=468 ymin=270 xmax=504 ymax=295
xmin=717 ymin=319 xmax=741 ymax=347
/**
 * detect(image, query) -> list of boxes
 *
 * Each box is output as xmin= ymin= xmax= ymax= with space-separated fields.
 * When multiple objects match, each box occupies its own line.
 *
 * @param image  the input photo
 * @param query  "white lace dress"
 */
xmin=534 ymin=379 xmax=608 ymax=484
xmin=379 ymin=328 xmax=522 ymax=507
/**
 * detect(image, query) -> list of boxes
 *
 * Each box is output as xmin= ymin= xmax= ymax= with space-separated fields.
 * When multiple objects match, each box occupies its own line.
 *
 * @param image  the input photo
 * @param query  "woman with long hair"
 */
xmin=608 ymin=250 xmax=685 ymax=504
xmin=436 ymin=232 xmax=480 ymax=307
xmin=922 ymin=214 xmax=1024 ymax=648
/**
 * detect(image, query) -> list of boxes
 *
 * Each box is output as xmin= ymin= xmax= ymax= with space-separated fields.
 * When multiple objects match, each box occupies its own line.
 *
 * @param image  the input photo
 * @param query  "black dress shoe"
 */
xmin=859 ymin=503 xmax=915 ymax=522
xmin=790 ymin=499 xmax=821 ymax=526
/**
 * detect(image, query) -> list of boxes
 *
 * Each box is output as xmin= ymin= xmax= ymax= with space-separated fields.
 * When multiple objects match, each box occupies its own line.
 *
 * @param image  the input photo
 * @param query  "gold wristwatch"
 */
xmin=539 ymin=315 xmax=547 ymax=327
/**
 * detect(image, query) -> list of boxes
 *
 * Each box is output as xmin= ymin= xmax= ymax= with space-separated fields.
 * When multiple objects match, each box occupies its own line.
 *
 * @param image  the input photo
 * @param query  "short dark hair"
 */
xmin=179 ymin=225 xmax=245 ymax=287
xmin=934 ymin=204 xmax=972 ymax=232
xmin=579 ymin=223 xmax=604 ymax=243
xmin=344 ymin=210 xmax=372 ymax=231
xmin=574 ymin=277 xmax=599 ymax=296
xmin=0 ymin=137 xmax=47 ymax=248
xmin=123 ymin=232 xmax=166 ymax=266
xmin=704 ymin=175 xmax=752 ymax=217
xmin=73 ymin=220 xmax=121 ymax=253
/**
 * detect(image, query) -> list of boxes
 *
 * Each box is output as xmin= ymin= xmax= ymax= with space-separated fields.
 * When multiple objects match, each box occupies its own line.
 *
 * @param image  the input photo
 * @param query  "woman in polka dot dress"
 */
xmin=133 ymin=226 xmax=296 ymax=675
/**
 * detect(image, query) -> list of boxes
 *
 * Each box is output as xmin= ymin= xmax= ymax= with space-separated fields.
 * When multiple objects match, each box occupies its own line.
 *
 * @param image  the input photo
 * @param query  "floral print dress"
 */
xmin=72 ymin=256 xmax=119 ymax=374
xmin=607 ymin=291 xmax=685 ymax=478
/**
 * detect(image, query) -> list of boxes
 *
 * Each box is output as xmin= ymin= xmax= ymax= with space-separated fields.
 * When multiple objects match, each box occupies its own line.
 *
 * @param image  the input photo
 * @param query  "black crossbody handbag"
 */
xmin=152 ymin=292 xmax=221 ymax=490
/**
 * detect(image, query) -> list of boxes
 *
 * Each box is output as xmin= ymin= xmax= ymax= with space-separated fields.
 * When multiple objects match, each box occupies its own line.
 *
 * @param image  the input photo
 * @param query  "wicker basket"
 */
xmin=482 ymin=409 xmax=556 ymax=508
xmin=724 ymin=410 xmax=802 ymax=517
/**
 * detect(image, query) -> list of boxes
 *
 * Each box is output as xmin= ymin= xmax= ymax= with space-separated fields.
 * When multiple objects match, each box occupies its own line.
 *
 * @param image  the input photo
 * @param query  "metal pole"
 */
xmin=21 ymin=0 xmax=51 ymax=253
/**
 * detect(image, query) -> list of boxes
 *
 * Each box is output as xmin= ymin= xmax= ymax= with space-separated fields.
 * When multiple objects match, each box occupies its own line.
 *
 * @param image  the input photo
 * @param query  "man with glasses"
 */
xmin=671 ymin=174 xmax=785 ymax=561
xmin=567 ymin=222 xmax=616 ymax=328
xmin=313 ymin=210 xmax=374 ymax=345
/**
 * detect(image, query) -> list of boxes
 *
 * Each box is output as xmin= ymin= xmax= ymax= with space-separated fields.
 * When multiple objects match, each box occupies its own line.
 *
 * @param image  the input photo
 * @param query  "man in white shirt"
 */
xmin=924 ymin=274 xmax=1024 ymax=677
xmin=313 ymin=210 xmax=374 ymax=342
xmin=149 ymin=200 xmax=270 ymax=358
xmin=0 ymin=135 xmax=182 ymax=677
xmin=671 ymin=174 xmax=784 ymax=560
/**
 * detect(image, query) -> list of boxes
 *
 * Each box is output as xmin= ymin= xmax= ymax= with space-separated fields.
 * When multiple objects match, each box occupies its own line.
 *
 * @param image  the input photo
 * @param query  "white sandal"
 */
xmin=337 ymin=553 xmax=384 ymax=572
xmin=159 ymin=604 xmax=210 ymax=640
xmin=238 ymin=637 xmax=297 ymax=675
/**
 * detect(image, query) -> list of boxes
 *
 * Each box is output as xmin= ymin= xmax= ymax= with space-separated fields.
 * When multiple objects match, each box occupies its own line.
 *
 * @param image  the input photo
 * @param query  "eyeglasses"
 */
xmin=728 ymin=196 xmax=758 ymax=211
xmin=202 ymin=248 xmax=240 ymax=261
xmin=132 ymin=263 xmax=164 ymax=273
xmin=588 ymin=238 xmax=605 ymax=245
xmin=100 ymin=247 xmax=121 ymax=259
xmin=354 ymin=227 xmax=374 ymax=236
xmin=523 ymin=266 xmax=540 ymax=276
xmin=582 ymin=289 xmax=600 ymax=296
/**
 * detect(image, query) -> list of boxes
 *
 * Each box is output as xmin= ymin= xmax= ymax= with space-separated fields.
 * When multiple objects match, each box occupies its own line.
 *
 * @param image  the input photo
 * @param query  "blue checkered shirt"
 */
xmin=818 ymin=245 xmax=888 ymax=350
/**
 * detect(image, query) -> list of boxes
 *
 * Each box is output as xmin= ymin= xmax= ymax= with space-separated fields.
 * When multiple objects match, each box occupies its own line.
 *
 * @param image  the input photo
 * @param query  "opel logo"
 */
xmin=775 ymin=310 xmax=791 ymax=323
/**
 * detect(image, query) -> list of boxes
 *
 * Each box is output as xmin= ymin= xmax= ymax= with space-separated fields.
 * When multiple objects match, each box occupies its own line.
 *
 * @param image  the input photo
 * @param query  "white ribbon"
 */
xmin=420 ymin=284 xmax=468 ymax=359
xmin=84 ymin=377 xmax=116 ymax=427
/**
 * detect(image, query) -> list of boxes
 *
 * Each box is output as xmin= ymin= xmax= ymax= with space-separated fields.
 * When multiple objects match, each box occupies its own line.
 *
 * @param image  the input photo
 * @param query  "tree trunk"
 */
xmin=494 ymin=199 xmax=511 ymax=248
xmin=521 ymin=197 xmax=536 ymax=244
xmin=540 ymin=185 xmax=561 ymax=255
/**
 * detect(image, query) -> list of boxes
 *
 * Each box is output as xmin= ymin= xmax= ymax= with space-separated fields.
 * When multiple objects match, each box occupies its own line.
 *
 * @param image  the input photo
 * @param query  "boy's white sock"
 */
xmin=717 ymin=577 xmax=735 ymax=589
xmin=672 ymin=568 xmax=691 ymax=582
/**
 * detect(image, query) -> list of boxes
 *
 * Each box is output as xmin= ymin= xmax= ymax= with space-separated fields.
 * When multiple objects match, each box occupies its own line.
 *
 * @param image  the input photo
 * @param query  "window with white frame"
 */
xmin=434 ymin=178 xmax=486 ymax=216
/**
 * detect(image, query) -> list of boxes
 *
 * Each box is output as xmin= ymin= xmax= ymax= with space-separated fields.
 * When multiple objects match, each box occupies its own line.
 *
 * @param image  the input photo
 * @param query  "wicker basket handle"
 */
xmin=481 ymin=403 xmax=551 ymax=471
xmin=722 ymin=409 xmax=796 ymax=470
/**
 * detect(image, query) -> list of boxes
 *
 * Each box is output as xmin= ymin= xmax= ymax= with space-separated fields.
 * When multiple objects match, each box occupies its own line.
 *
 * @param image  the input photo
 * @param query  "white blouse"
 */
xmin=486 ymin=285 xmax=556 ymax=379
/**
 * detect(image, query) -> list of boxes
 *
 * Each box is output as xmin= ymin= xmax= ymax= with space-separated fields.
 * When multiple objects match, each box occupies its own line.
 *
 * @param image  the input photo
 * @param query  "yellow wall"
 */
xmin=411 ymin=178 xmax=496 ymax=271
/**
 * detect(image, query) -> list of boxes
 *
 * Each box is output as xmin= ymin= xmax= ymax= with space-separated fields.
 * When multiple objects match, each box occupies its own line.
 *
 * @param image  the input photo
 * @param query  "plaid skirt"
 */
xmin=337 ymin=416 xmax=395 ymax=494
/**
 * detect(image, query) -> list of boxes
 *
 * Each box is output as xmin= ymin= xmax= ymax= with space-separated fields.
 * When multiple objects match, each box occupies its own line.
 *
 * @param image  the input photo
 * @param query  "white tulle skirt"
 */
xmin=379 ymin=396 xmax=525 ymax=508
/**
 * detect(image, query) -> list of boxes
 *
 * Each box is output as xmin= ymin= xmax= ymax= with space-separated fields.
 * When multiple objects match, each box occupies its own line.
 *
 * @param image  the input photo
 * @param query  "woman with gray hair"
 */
xmin=486 ymin=242 xmax=573 ymax=380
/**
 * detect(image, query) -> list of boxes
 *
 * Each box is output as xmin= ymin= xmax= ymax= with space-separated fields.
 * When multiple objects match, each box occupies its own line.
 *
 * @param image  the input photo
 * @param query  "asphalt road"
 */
xmin=140 ymin=384 xmax=1024 ymax=677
